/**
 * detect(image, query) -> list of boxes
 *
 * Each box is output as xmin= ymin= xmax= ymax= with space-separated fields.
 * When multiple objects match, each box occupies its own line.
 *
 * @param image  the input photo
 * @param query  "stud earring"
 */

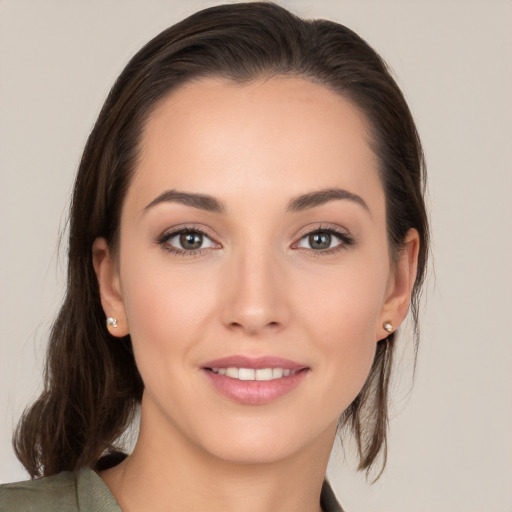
xmin=383 ymin=321 xmax=393 ymax=333
xmin=106 ymin=317 xmax=118 ymax=329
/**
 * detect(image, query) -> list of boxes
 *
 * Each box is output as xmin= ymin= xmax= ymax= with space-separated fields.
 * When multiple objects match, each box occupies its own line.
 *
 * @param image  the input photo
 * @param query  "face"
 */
xmin=94 ymin=76 xmax=416 ymax=466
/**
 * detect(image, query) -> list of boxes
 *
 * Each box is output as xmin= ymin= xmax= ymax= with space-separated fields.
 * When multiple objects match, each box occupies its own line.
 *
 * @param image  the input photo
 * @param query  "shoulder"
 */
xmin=0 ymin=471 xmax=79 ymax=511
xmin=0 ymin=468 xmax=122 ymax=512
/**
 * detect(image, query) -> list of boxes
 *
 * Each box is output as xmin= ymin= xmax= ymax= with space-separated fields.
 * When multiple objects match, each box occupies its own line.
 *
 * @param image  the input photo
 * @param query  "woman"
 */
xmin=0 ymin=2 xmax=428 ymax=511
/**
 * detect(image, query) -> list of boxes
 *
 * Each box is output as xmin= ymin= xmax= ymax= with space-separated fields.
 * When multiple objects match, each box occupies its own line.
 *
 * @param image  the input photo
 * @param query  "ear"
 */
xmin=92 ymin=237 xmax=129 ymax=337
xmin=378 ymin=228 xmax=420 ymax=340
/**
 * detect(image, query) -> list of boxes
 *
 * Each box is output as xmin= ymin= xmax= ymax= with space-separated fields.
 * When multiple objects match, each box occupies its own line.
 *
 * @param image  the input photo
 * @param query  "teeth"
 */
xmin=239 ymin=368 xmax=255 ymax=380
xmin=226 ymin=367 xmax=239 ymax=378
xmin=211 ymin=367 xmax=297 ymax=381
xmin=256 ymin=368 xmax=273 ymax=381
xmin=272 ymin=368 xmax=283 ymax=378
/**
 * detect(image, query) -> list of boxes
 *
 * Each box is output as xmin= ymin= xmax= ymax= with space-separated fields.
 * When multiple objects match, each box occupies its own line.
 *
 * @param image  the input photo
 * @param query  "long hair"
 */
xmin=14 ymin=2 xmax=429 ymax=478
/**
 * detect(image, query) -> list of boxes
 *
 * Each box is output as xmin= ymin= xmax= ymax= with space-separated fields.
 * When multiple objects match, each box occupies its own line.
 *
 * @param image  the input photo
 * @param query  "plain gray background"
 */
xmin=1 ymin=1 xmax=511 ymax=511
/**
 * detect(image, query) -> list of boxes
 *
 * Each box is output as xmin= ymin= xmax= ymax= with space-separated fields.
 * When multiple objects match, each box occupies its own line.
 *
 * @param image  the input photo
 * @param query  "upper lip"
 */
xmin=201 ymin=355 xmax=308 ymax=371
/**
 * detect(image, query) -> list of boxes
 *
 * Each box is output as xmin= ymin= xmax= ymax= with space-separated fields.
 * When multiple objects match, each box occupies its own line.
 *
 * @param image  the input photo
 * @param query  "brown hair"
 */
xmin=14 ymin=2 xmax=429 ymax=478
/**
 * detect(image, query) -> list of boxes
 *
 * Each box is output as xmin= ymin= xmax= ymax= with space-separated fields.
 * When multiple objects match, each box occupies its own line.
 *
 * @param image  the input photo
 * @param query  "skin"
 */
xmin=93 ymin=76 xmax=419 ymax=512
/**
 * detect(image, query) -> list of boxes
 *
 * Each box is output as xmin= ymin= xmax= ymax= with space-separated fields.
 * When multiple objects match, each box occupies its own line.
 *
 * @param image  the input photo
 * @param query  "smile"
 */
xmin=202 ymin=356 xmax=309 ymax=405
xmin=210 ymin=367 xmax=298 ymax=380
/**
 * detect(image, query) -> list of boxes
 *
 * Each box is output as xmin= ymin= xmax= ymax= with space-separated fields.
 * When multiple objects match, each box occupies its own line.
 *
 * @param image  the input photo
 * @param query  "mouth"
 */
xmin=201 ymin=356 xmax=309 ymax=405
xmin=208 ymin=367 xmax=301 ymax=381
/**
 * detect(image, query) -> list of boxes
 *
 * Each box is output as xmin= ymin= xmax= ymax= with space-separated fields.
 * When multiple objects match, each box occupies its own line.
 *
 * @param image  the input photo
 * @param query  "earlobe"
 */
xmin=92 ymin=237 xmax=129 ymax=337
xmin=378 ymin=228 xmax=420 ymax=340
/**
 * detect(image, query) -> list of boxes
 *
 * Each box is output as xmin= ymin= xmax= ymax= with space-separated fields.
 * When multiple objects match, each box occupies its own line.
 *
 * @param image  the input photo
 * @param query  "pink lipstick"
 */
xmin=201 ymin=355 xmax=309 ymax=405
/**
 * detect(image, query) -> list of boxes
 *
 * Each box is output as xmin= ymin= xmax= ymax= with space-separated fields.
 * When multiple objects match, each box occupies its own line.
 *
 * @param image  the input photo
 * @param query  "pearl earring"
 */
xmin=383 ymin=321 xmax=393 ymax=333
xmin=106 ymin=317 xmax=118 ymax=328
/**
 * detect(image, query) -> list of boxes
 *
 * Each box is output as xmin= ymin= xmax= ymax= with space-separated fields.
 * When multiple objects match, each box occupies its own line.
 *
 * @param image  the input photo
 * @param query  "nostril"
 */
xmin=227 ymin=319 xmax=281 ymax=333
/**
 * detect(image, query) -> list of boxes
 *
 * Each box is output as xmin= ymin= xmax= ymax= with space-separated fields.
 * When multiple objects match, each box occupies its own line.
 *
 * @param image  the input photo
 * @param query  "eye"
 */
xmin=295 ymin=227 xmax=353 ymax=252
xmin=159 ymin=228 xmax=217 ymax=254
xmin=300 ymin=232 xmax=336 ymax=250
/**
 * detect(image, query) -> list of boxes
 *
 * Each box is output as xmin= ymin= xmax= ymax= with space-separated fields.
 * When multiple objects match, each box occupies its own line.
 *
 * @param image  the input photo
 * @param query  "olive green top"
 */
xmin=0 ymin=469 xmax=121 ymax=512
xmin=0 ymin=469 xmax=343 ymax=511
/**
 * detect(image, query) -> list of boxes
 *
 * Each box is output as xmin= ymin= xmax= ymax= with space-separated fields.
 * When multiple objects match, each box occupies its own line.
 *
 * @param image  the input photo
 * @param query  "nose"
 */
xmin=220 ymin=248 xmax=290 ymax=336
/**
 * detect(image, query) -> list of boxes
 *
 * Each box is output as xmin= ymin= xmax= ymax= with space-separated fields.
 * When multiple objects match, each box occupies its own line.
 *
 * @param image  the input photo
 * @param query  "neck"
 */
xmin=101 ymin=401 xmax=337 ymax=512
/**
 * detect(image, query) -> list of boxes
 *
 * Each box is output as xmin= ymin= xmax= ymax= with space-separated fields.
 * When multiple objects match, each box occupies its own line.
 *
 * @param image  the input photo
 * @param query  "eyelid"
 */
xmin=291 ymin=224 xmax=355 ymax=252
xmin=156 ymin=224 xmax=221 ymax=254
xmin=158 ymin=223 xmax=219 ymax=240
xmin=155 ymin=222 xmax=353 ymax=256
xmin=167 ymin=231 xmax=216 ymax=249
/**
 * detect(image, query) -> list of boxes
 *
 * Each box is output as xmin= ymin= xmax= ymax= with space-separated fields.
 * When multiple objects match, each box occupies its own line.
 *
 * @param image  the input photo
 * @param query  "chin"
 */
xmin=201 ymin=439 xmax=306 ymax=466
xmin=190 ymin=415 xmax=338 ymax=467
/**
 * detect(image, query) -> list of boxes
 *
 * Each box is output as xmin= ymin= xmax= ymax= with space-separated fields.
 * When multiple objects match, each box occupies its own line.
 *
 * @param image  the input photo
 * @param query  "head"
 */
xmin=15 ymin=2 xmax=428 ymax=478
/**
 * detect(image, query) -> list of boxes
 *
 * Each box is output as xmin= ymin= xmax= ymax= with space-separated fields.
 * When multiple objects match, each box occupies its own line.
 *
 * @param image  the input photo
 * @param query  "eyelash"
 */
xmin=156 ymin=225 xmax=354 ymax=257
xmin=157 ymin=225 xmax=217 ymax=257
xmin=293 ymin=225 xmax=355 ymax=256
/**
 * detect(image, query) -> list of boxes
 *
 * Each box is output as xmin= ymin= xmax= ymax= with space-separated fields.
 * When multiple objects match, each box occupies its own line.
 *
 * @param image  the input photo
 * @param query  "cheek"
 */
xmin=299 ymin=252 xmax=388 ymax=336
xmin=296 ymin=256 xmax=388 ymax=400
xmin=118 ymin=249 xmax=222 ymax=379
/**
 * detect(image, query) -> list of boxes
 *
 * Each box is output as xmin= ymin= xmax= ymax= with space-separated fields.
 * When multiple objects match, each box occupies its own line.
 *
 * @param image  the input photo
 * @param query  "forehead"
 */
xmin=128 ymin=76 xmax=382 ymax=213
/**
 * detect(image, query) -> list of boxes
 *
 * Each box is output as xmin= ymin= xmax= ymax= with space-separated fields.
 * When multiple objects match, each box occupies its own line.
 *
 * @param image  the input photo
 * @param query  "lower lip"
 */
xmin=202 ymin=369 xmax=309 ymax=405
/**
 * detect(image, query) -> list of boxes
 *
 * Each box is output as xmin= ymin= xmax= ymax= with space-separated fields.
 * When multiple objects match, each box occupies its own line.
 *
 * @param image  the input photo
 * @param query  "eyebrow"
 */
xmin=143 ymin=187 xmax=369 ymax=215
xmin=143 ymin=190 xmax=225 ymax=214
xmin=287 ymin=187 xmax=370 ymax=213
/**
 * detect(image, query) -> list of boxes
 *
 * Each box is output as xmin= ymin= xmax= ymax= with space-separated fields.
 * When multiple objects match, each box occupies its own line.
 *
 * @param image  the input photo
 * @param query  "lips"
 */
xmin=201 ymin=355 xmax=309 ymax=405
